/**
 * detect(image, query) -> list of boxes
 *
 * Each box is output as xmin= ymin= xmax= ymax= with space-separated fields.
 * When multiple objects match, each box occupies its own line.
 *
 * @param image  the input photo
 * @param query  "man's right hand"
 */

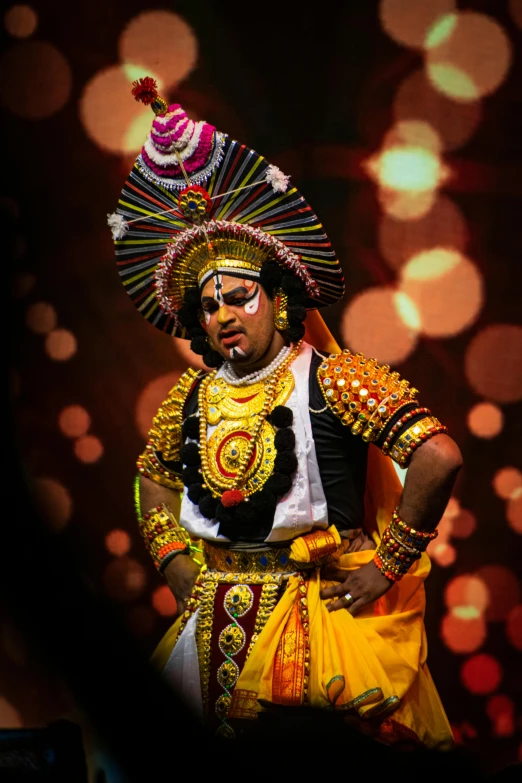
xmin=163 ymin=554 xmax=201 ymax=616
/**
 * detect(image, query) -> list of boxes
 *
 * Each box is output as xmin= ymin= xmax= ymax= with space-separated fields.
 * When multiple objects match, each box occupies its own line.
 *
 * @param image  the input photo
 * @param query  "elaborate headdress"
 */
xmin=108 ymin=77 xmax=345 ymax=336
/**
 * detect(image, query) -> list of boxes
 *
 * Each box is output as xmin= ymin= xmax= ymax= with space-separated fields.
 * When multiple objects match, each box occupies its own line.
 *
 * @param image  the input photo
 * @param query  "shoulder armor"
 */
xmin=317 ymin=350 xmax=418 ymax=442
xmin=137 ymin=367 xmax=203 ymax=489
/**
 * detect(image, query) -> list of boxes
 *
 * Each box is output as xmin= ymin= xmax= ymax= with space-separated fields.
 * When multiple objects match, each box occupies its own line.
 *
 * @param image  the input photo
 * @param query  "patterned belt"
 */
xmin=202 ymin=541 xmax=296 ymax=574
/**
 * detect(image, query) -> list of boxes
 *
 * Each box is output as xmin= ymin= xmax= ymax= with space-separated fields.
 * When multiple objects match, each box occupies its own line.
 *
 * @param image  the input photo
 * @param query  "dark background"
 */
xmin=2 ymin=0 xmax=521 ymax=778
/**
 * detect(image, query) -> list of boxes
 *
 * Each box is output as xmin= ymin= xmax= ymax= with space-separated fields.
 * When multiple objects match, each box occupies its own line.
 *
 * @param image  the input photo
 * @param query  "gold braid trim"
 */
xmin=317 ymin=350 xmax=419 ymax=444
xmin=137 ymin=366 xmax=203 ymax=490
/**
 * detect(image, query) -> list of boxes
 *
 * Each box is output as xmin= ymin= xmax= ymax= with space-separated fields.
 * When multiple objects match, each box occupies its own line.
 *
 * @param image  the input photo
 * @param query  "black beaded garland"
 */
xmin=182 ymin=416 xmax=200 ymax=440
xmin=179 ymin=442 xmax=200 ymax=467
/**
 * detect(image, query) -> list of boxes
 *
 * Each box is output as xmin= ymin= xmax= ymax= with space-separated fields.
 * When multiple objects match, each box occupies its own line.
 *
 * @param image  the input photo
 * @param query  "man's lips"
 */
xmin=219 ymin=329 xmax=244 ymax=347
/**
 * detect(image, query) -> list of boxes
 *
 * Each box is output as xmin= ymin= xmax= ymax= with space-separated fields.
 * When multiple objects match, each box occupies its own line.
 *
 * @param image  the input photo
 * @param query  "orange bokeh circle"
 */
xmin=465 ymin=325 xmax=522 ymax=403
xmin=58 ymin=405 xmax=91 ymax=438
xmin=492 ymin=467 xmax=522 ymax=500
xmin=135 ymin=372 xmax=181 ymax=441
xmin=467 ymin=402 xmax=504 ymax=439
xmin=505 ymin=605 xmax=522 ymax=650
xmin=74 ymin=435 xmax=104 ymax=464
xmin=119 ymin=11 xmax=198 ymax=90
xmin=475 ymin=565 xmax=521 ymax=622
xmin=105 ymin=529 xmax=131 ymax=557
xmin=341 ymin=287 xmax=418 ymax=365
xmin=25 ymin=302 xmax=57 ymax=335
xmin=152 ymin=585 xmax=177 ymax=617
xmin=461 ymin=653 xmax=502 ymax=695
xmin=507 ymin=496 xmax=522 ymax=534
xmin=429 ymin=541 xmax=456 ymax=567
xmin=4 ymin=5 xmax=38 ymax=38
xmin=378 ymin=187 xmax=437 ymax=221
xmin=400 ymin=249 xmax=483 ymax=337
xmin=379 ymin=0 xmax=456 ymax=49
xmin=441 ymin=612 xmax=486 ymax=654
xmin=444 ymin=574 xmax=489 ymax=613
xmin=451 ymin=509 xmax=476 ymax=539
xmin=33 ymin=476 xmax=73 ymax=531
xmin=45 ymin=329 xmax=77 ymax=361
xmin=0 ymin=41 xmax=72 ymax=119
xmin=378 ymin=196 xmax=467 ymax=271
xmin=103 ymin=557 xmax=147 ymax=602
xmin=426 ymin=12 xmax=513 ymax=101
xmin=394 ymin=69 xmax=481 ymax=151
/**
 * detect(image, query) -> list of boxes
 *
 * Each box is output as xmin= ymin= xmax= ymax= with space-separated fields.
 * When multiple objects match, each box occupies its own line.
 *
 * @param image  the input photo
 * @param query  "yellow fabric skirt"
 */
xmin=152 ymin=448 xmax=453 ymax=748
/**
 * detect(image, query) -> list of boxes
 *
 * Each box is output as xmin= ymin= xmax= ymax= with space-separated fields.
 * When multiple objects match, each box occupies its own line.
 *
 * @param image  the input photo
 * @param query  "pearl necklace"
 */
xmin=221 ymin=344 xmax=293 ymax=387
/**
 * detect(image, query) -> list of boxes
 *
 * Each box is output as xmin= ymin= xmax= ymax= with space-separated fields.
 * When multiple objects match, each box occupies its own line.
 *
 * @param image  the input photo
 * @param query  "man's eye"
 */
xmin=227 ymin=298 xmax=246 ymax=307
xmin=202 ymin=304 xmax=218 ymax=314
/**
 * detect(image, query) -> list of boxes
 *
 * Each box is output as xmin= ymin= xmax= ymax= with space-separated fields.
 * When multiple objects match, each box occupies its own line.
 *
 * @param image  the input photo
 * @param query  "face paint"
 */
xmin=230 ymin=346 xmax=247 ymax=360
xmin=213 ymin=274 xmax=224 ymax=307
xmin=244 ymin=284 xmax=261 ymax=315
xmin=203 ymin=309 xmax=211 ymax=325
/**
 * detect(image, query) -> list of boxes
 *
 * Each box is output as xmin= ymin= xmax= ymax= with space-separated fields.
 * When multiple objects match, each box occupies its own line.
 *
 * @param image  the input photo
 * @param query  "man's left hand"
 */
xmin=320 ymin=561 xmax=393 ymax=615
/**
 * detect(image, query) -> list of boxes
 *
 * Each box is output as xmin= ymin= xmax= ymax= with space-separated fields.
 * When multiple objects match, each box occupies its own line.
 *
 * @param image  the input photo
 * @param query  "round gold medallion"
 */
xmin=215 ymin=723 xmax=235 ymax=740
xmin=217 ymin=659 xmax=240 ymax=689
xmin=219 ymin=623 xmax=245 ymax=656
xmin=224 ymin=584 xmax=254 ymax=618
xmin=215 ymin=693 xmax=232 ymax=718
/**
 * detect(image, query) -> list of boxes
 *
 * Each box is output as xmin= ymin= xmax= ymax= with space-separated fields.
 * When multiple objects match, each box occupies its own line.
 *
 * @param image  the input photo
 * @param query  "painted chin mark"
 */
xmin=230 ymin=346 xmax=246 ymax=359
xmin=244 ymin=285 xmax=261 ymax=315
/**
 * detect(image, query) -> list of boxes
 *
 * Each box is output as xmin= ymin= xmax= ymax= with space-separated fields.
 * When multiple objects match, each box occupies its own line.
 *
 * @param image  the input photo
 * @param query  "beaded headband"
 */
xmin=108 ymin=77 xmax=345 ymax=337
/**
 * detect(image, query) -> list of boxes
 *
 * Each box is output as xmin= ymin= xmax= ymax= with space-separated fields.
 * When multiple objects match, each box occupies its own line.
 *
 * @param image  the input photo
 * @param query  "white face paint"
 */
xmin=213 ymin=274 xmax=225 ymax=306
xmin=244 ymin=285 xmax=261 ymax=315
xmin=230 ymin=346 xmax=247 ymax=359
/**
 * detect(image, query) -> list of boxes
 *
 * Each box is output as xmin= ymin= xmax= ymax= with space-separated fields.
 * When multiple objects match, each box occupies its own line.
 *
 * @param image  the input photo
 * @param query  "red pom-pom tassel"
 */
xmin=221 ymin=489 xmax=245 ymax=508
xmin=131 ymin=76 xmax=158 ymax=106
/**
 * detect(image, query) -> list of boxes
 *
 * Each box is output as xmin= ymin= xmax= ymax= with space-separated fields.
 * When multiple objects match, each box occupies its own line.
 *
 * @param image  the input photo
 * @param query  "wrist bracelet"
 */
xmin=373 ymin=507 xmax=438 ymax=581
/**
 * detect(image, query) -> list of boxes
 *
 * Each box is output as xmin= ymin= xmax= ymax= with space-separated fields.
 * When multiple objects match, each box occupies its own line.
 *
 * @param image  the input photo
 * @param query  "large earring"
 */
xmin=273 ymin=288 xmax=289 ymax=330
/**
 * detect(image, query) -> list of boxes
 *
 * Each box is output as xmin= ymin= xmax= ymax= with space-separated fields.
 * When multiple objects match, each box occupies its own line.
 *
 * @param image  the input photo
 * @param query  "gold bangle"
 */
xmin=388 ymin=416 xmax=447 ymax=466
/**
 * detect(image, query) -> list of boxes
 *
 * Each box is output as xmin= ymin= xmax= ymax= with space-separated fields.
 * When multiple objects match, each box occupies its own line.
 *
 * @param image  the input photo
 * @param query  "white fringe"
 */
xmin=107 ymin=212 xmax=129 ymax=240
xmin=265 ymin=164 xmax=290 ymax=193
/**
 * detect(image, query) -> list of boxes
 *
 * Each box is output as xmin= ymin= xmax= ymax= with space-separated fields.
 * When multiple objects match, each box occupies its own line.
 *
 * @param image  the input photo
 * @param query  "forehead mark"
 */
xmin=213 ymin=274 xmax=224 ymax=306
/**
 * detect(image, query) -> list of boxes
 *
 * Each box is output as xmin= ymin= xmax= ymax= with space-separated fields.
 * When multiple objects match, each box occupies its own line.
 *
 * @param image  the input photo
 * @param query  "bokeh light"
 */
xmin=467 ymin=402 xmax=504 ymax=439
xmin=382 ymin=120 xmax=442 ymax=153
xmin=399 ymin=249 xmax=483 ymax=337
xmin=366 ymin=146 xmax=447 ymax=192
xmin=441 ymin=612 xmax=486 ymax=654
xmin=506 ymin=496 xmax=522 ymax=534
xmin=33 ymin=477 xmax=72 ymax=531
xmin=45 ymin=329 xmax=77 ymax=361
xmin=475 ymin=565 xmax=521 ymax=623
xmin=487 ymin=695 xmax=515 ymax=738
xmin=394 ymin=69 xmax=481 ymax=151
xmin=74 ymin=435 xmax=103 ymax=463
xmin=103 ymin=557 xmax=146 ymax=602
xmin=127 ymin=605 xmax=155 ymax=637
xmin=429 ymin=541 xmax=456 ymax=567
xmin=461 ymin=653 xmax=502 ymax=695
xmin=505 ymin=605 xmax=522 ymax=650
xmin=152 ymin=585 xmax=177 ymax=617
xmin=377 ymin=187 xmax=436 ymax=221
xmin=58 ymin=405 xmax=91 ymax=438
xmin=378 ymin=196 xmax=467 ymax=270
xmin=119 ymin=11 xmax=198 ymax=90
xmin=80 ymin=66 xmax=152 ymax=155
xmin=135 ymin=372 xmax=181 ymax=441
xmin=451 ymin=509 xmax=476 ymax=539
xmin=0 ymin=41 xmax=72 ymax=118
xmin=4 ymin=5 xmax=37 ymax=38
xmin=341 ymin=287 xmax=419 ymax=365
xmin=379 ymin=0 xmax=456 ymax=50
xmin=444 ymin=574 xmax=489 ymax=614
xmin=492 ymin=467 xmax=522 ymax=500
xmin=105 ymin=529 xmax=131 ymax=557
xmin=465 ymin=325 xmax=522 ymax=403
xmin=426 ymin=12 xmax=513 ymax=101
xmin=25 ymin=302 xmax=57 ymax=335
xmin=0 ymin=697 xmax=23 ymax=728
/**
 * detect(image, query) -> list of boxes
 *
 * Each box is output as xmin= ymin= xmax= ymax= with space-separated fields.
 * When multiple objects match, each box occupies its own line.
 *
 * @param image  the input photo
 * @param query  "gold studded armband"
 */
xmin=137 ymin=367 xmax=203 ymax=491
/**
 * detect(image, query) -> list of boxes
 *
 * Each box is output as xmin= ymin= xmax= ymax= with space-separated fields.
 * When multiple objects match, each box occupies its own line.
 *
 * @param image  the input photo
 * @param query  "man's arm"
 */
xmin=139 ymin=475 xmax=201 ymax=616
xmin=321 ymin=433 xmax=463 ymax=615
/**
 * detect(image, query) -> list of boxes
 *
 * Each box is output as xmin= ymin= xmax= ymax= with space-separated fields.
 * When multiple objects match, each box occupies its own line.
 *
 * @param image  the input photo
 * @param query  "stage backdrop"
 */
xmin=2 ymin=0 xmax=521 ymax=775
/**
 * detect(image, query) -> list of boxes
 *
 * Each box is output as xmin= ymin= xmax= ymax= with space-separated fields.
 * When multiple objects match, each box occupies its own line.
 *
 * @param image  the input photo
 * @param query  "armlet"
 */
xmin=317 ymin=350 xmax=419 ymax=444
xmin=137 ymin=366 xmax=203 ymax=489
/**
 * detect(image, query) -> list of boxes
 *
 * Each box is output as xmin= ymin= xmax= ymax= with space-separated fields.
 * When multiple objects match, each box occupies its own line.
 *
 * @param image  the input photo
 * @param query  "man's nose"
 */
xmin=217 ymin=304 xmax=234 ymax=325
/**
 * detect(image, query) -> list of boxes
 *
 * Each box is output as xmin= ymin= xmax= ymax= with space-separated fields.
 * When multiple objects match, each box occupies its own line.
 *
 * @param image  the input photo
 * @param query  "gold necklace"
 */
xmin=198 ymin=341 xmax=302 ymax=503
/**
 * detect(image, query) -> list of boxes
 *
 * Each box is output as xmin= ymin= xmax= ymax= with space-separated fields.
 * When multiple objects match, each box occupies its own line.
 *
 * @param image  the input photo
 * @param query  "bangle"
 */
xmin=137 ymin=444 xmax=184 ymax=491
xmin=387 ymin=416 xmax=447 ymax=467
xmin=158 ymin=547 xmax=190 ymax=573
xmin=139 ymin=504 xmax=192 ymax=571
xmin=381 ymin=407 xmax=431 ymax=454
xmin=373 ymin=507 xmax=438 ymax=581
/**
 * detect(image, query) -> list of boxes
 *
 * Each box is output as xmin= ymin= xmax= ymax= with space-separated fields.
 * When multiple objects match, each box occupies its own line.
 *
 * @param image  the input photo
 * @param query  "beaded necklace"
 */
xmin=221 ymin=344 xmax=293 ymax=387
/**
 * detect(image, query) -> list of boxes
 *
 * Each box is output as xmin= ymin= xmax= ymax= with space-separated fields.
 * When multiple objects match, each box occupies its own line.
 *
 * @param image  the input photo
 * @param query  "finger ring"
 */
xmin=343 ymin=592 xmax=353 ymax=605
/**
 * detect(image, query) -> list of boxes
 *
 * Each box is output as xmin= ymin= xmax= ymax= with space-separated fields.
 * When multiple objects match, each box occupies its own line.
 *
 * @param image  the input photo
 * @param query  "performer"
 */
xmin=108 ymin=78 xmax=462 ymax=747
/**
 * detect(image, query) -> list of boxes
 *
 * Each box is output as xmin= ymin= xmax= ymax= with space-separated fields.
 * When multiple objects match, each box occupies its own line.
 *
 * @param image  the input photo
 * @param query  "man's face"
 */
xmin=200 ymin=273 xmax=275 ymax=363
